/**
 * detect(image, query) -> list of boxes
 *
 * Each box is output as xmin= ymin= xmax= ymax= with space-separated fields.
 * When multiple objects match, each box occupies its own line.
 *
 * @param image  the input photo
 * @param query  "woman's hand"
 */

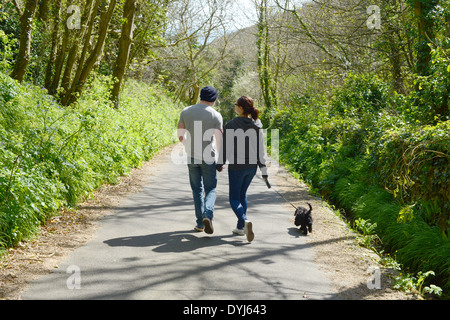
xmin=262 ymin=175 xmax=270 ymax=188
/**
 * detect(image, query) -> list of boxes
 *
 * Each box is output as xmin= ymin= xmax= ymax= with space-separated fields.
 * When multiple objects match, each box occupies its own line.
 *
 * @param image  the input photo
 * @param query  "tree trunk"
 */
xmin=44 ymin=1 xmax=62 ymax=89
xmin=60 ymin=0 xmax=95 ymax=101
xmin=437 ymin=13 xmax=450 ymax=118
xmin=387 ymin=28 xmax=405 ymax=94
xmin=64 ymin=0 xmax=118 ymax=106
xmin=256 ymin=0 xmax=276 ymax=121
xmin=446 ymin=14 xmax=450 ymax=39
xmin=189 ymin=82 xmax=200 ymax=105
xmin=65 ymin=0 xmax=101 ymax=103
xmin=10 ymin=0 xmax=39 ymax=82
xmin=37 ymin=0 xmax=50 ymax=22
xmin=111 ymin=0 xmax=137 ymax=108
xmin=49 ymin=27 xmax=69 ymax=95
xmin=413 ymin=0 xmax=437 ymax=76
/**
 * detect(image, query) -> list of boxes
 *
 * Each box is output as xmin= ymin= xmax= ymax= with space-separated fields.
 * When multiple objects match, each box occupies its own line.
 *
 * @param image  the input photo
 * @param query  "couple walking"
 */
xmin=177 ymin=86 xmax=268 ymax=242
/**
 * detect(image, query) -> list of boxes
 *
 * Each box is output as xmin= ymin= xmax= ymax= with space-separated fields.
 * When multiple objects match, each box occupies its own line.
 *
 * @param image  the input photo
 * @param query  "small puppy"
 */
xmin=294 ymin=203 xmax=313 ymax=235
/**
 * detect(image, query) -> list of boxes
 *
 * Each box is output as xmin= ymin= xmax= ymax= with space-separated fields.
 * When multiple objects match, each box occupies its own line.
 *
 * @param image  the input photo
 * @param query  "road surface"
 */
xmin=23 ymin=145 xmax=335 ymax=300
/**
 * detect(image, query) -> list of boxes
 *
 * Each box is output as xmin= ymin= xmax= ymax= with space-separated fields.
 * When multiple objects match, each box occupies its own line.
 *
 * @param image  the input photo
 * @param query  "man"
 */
xmin=178 ymin=86 xmax=223 ymax=234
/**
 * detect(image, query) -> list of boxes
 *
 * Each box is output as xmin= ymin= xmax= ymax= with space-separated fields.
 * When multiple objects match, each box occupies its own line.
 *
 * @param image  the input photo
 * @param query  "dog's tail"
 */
xmin=306 ymin=202 xmax=312 ymax=212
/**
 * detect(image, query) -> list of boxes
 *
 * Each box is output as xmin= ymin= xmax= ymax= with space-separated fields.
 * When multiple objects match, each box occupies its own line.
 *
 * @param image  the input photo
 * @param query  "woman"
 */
xmin=216 ymin=96 xmax=268 ymax=242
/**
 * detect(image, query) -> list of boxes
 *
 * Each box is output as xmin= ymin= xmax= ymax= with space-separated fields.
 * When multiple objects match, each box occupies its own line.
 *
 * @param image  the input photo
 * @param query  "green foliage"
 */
xmin=374 ymin=120 xmax=449 ymax=229
xmin=276 ymin=73 xmax=450 ymax=295
xmin=0 ymin=30 xmax=16 ymax=73
xmin=409 ymin=44 xmax=450 ymax=123
xmin=353 ymin=218 xmax=380 ymax=248
xmin=0 ymin=73 xmax=180 ymax=248
xmin=331 ymin=74 xmax=393 ymax=119
xmin=394 ymin=270 xmax=443 ymax=298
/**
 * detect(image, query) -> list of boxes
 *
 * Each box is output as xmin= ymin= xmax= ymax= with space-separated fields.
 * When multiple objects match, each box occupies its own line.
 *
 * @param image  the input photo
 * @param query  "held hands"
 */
xmin=215 ymin=166 xmax=269 ymax=184
xmin=215 ymin=165 xmax=270 ymax=187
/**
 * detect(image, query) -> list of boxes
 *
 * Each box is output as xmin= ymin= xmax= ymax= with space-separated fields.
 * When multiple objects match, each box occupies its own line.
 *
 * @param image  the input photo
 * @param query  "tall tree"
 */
xmin=256 ymin=0 xmax=277 ymax=122
xmin=378 ymin=0 xmax=409 ymax=94
xmin=10 ymin=0 xmax=39 ymax=82
xmin=60 ymin=0 xmax=96 ymax=98
xmin=440 ymin=6 xmax=450 ymax=117
xmin=44 ymin=1 xmax=63 ymax=89
xmin=145 ymin=0 xmax=231 ymax=105
xmin=111 ymin=0 xmax=137 ymax=107
xmin=64 ymin=0 xmax=102 ymax=101
xmin=410 ymin=0 xmax=439 ymax=76
xmin=63 ymin=0 xmax=117 ymax=105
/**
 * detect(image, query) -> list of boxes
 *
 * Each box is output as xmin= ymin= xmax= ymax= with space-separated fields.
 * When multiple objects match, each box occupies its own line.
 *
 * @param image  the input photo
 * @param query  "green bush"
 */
xmin=373 ymin=121 xmax=450 ymax=227
xmin=276 ymin=73 xmax=450 ymax=294
xmin=0 ymin=73 xmax=180 ymax=248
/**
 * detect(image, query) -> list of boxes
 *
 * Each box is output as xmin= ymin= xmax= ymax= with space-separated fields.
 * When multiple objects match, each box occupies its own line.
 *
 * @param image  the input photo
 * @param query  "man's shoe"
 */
xmin=244 ymin=220 xmax=254 ymax=242
xmin=194 ymin=226 xmax=204 ymax=232
xmin=232 ymin=228 xmax=245 ymax=236
xmin=203 ymin=218 xmax=214 ymax=234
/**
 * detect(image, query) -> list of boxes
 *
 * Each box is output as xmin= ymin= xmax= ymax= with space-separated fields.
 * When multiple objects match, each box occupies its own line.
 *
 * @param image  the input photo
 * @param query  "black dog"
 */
xmin=294 ymin=203 xmax=313 ymax=235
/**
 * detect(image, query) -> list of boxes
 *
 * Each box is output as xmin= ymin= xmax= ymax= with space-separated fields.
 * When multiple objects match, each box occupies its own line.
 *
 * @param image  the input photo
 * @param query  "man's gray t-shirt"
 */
xmin=179 ymin=104 xmax=223 ymax=163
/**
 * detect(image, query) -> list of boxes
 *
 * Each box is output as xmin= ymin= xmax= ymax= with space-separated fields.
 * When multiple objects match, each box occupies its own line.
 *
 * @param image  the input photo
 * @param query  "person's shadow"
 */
xmin=104 ymin=230 xmax=250 ymax=253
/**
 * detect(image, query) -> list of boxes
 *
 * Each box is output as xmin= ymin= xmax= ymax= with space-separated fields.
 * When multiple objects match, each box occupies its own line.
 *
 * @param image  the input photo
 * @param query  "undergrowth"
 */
xmin=0 ymin=73 xmax=180 ymax=249
xmin=273 ymin=73 xmax=450 ymax=297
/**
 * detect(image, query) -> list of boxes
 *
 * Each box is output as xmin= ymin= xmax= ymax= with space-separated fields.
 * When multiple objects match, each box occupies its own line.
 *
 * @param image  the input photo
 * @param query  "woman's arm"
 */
xmin=257 ymin=128 xmax=268 ymax=177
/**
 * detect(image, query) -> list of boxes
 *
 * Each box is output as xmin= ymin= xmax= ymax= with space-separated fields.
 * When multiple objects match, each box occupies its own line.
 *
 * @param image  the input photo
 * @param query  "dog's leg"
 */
xmin=301 ymin=225 xmax=307 ymax=235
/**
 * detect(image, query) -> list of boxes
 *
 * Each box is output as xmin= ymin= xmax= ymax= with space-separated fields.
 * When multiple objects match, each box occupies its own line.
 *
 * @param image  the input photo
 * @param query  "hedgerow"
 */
xmin=274 ymin=73 xmax=450 ymax=294
xmin=0 ymin=73 xmax=180 ymax=249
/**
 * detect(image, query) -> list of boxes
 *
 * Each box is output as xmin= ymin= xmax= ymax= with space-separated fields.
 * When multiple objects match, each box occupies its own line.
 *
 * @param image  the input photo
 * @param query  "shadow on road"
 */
xmin=103 ymin=230 xmax=251 ymax=252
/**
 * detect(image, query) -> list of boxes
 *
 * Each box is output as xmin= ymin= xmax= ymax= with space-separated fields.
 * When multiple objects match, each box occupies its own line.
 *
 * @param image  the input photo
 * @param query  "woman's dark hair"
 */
xmin=236 ymin=96 xmax=259 ymax=120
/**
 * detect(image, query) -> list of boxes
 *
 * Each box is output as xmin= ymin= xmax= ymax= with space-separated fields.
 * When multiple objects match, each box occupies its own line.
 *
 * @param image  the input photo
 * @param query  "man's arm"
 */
xmin=214 ymin=129 xmax=223 ymax=155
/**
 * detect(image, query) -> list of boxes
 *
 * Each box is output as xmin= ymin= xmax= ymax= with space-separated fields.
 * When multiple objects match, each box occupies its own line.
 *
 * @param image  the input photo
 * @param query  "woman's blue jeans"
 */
xmin=188 ymin=159 xmax=217 ymax=228
xmin=228 ymin=167 xmax=257 ymax=229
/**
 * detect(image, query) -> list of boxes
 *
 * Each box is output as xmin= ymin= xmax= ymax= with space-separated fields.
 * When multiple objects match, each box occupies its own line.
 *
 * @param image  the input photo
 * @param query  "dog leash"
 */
xmin=260 ymin=177 xmax=298 ymax=210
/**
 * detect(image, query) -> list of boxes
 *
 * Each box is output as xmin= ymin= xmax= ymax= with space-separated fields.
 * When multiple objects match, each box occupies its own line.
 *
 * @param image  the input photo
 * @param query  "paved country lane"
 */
xmin=23 ymin=143 xmax=335 ymax=300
